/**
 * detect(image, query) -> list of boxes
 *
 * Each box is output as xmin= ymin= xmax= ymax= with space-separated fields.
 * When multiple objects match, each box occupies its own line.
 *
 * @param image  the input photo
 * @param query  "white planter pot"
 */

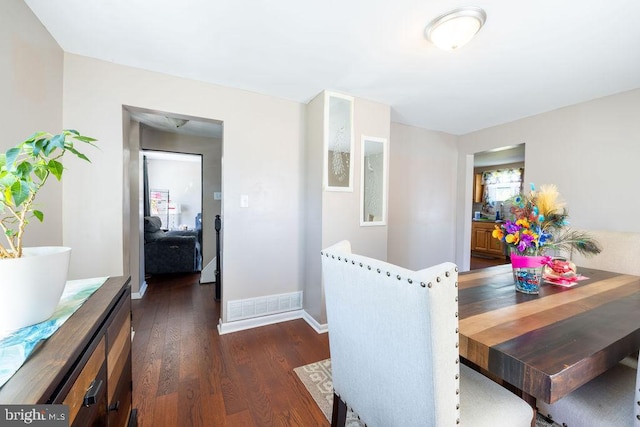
xmin=0 ymin=247 xmax=71 ymax=332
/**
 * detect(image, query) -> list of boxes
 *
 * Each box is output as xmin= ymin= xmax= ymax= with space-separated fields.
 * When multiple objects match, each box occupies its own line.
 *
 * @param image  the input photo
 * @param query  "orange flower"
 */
xmin=505 ymin=233 xmax=519 ymax=244
xmin=492 ymin=226 xmax=504 ymax=240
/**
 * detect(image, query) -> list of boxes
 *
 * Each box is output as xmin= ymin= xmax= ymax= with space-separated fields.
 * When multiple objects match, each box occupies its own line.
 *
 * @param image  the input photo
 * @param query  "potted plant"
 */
xmin=0 ymin=130 xmax=96 ymax=331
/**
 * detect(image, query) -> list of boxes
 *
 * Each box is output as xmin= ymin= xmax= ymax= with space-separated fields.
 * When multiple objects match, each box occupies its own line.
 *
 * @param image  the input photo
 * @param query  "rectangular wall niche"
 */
xmin=324 ymin=91 xmax=354 ymax=192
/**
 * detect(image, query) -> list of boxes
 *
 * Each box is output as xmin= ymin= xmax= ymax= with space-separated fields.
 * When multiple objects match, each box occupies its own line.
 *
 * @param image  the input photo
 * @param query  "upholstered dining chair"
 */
xmin=321 ymin=240 xmax=533 ymax=426
xmin=536 ymin=351 xmax=640 ymax=426
xmin=570 ymin=230 xmax=640 ymax=276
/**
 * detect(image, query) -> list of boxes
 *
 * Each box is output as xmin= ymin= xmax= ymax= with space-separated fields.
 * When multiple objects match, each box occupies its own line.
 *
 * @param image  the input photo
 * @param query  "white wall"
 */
xmin=387 ymin=123 xmax=458 ymax=270
xmin=456 ymin=89 xmax=640 ymax=270
xmin=0 ymin=1 xmax=63 ymax=249
xmin=146 ymin=157 xmax=201 ymax=230
xmin=61 ymin=54 xmax=305 ymax=324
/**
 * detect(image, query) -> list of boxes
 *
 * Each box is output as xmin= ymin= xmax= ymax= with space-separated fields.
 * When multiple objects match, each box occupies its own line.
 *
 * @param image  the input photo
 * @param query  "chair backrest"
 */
xmin=570 ymin=230 xmax=640 ymax=276
xmin=321 ymin=240 xmax=459 ymax=426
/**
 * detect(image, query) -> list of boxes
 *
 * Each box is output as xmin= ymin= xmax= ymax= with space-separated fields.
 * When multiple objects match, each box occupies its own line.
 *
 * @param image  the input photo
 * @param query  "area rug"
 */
xmin=294 ymin=358 xmax=558 ymax=426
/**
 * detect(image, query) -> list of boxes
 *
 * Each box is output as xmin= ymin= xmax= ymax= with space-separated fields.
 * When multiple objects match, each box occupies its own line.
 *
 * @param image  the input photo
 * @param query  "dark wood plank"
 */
xmin=132 ymin=273 xmax=330 ymax=426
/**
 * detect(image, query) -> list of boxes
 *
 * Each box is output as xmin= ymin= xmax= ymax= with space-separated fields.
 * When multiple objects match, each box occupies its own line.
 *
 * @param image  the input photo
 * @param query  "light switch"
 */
xmin=240 ymin=194 xmax=249 ymax=208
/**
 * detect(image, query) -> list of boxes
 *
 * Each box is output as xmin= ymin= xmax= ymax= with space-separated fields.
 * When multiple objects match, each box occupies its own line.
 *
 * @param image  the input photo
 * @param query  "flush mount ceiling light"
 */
xmin=165 ymin=117 xmax=189 ymax=128
xmin=424 ymin=6 xmax=487 ymax=51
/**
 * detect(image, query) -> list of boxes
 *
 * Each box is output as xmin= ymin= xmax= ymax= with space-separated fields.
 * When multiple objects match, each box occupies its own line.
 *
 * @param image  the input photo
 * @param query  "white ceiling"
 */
xmin=25 ymin=0 xmax=640 ymax=135
xmin=143 ymin=150 xmax=201 ymax=163
xmin=474 ymin=144 xmax=524 ymax=167
xmin=128 ymin=109 xmax=223 ymax=139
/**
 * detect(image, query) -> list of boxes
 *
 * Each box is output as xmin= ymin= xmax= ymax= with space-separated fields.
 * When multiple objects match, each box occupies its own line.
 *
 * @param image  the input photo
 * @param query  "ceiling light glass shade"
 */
xmin=166 ymin=117 xmax=189 ymax=128
xmin=425 ymin=7 xmax=486 ymax=50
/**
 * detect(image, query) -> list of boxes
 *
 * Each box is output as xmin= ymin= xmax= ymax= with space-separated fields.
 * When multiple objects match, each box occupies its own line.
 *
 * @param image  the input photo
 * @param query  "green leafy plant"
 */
xmin=0 ymin=130 xmax=97 ymax=259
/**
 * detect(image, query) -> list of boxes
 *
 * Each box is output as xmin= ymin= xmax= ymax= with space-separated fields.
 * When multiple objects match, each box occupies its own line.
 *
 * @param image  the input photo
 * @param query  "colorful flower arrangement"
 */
xmin=492 ymin=184 xmax=601 ymax=256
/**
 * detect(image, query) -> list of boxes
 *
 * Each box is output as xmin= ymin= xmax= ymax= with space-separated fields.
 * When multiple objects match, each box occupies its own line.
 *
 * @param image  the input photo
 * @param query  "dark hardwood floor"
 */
xmin=131 ymin=274 xmax=330 ymax=426
xmin=470 ymin=255 xmax=509 ymax=270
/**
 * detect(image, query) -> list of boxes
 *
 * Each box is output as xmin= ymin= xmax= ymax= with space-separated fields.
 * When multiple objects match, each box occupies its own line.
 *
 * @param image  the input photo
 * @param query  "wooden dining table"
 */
xmin=458 ymin=264 xmax=640 ymax=406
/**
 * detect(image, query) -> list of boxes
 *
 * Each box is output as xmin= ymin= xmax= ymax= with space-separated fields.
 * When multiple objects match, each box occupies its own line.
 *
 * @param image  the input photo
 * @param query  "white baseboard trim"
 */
xmin=302 ymin=310 xmax=328 ymax=334
xmin=131 ymin=280 xmax=148 ymax=299
xmin=217 ymin=309 xmax=305 ymax=335
xmin=216 ymin=309 xmax=328 ymax=335
xmin=200 ymin=257 xmax=216 ymax=284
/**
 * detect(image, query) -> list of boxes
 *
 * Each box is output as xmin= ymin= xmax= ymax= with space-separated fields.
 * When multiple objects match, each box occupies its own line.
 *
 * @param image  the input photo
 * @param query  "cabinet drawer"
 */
xmin=107 ymin=296 xmax=131 ymax=406
xmin=108 ymin=356 xmax=132 ymax=427
xmin=62 ymin=337 xmax=107 ymax=426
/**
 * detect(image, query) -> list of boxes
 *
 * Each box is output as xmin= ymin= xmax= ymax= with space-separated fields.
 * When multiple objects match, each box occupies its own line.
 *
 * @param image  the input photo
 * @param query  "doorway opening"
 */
xmin=123 ymin=106 xmax=223 ymax=300
xmin=470 ymin=144 xmax=525 ymax=270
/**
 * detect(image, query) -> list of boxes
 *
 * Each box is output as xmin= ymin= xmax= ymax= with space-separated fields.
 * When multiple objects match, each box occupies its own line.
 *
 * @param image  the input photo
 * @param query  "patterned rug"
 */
xmin=294 ymin=358 xmax=558 ymax=426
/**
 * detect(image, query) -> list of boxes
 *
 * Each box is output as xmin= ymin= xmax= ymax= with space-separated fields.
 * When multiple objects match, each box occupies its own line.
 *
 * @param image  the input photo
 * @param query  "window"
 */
xmin=482 ymin=168 xmax=523 ymax=204
xmin=488 ymin=182 xmax=521 ymax=202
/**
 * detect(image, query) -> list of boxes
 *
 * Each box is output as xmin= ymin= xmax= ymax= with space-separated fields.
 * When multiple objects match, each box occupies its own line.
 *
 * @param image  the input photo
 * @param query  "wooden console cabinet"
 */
xmin=471 ymin=221 xmax=506 ymax=258
xmin=0 ymin=276 xmax=136 ymax=427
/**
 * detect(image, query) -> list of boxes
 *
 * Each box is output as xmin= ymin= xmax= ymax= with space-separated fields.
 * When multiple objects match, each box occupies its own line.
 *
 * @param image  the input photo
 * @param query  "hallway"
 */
xmin=131 ymin=274 xmax=330 ymax=426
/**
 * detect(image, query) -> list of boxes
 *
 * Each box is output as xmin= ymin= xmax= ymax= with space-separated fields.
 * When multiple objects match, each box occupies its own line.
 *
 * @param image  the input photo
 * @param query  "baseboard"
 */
xmin=131 ymin=280 xmax=148 ymax=299
xmin=200 ymin=257 xmax=216 ymax=283
xmin=216 ymin=309 xmax=328 ymax=335
xmin=217 ymin=310 xmax=305 ymax=335
xmin=302 ymin=310 xmax=328 ymax=334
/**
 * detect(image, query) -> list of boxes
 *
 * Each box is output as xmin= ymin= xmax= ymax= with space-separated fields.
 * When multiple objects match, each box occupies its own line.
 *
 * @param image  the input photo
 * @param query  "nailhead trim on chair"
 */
xmin=323 ymin=250 xmax=462 ymax=295
xmin=324 ymin=249 xmax=463 ymax=425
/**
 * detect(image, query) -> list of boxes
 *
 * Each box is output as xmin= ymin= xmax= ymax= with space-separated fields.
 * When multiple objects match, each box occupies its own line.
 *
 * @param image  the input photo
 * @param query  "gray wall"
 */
xmin=61 ymin=53 xmax=306 ymax=324
xmin=0 ymin=1 xmax=63 ymax=249
xmin=387 ymin=123 xmax=458 ymax=270
xmin=455 ymin=89 xmax=640 ymax=270
xmin=304 ymin=92 xmax=391 ymax=325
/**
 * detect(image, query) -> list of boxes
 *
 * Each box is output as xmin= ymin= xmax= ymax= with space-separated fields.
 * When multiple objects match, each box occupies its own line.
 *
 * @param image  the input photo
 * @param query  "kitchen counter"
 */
xmin=472 ymin=218 xmax=504 ymax=223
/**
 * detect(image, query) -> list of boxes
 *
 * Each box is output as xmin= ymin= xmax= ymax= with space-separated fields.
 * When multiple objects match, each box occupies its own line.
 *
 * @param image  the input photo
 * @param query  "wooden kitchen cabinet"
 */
xmin=471 ymin=221 xmax=506 ymax=258
xmin=0 ymin=276 xmax=136 ymax=427
xmin=473 ymin=173 xmax=483 ymax=203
